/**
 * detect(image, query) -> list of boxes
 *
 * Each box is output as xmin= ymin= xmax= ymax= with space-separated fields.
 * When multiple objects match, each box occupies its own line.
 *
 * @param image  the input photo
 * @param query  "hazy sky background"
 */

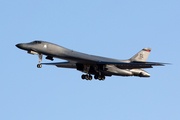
xmin=0 ymin=0 xmax=179 ymax=120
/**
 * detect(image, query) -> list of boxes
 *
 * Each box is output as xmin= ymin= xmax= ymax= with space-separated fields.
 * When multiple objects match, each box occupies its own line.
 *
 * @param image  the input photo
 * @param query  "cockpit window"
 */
xmin=31 ymin=41 xmax=41 ymax=44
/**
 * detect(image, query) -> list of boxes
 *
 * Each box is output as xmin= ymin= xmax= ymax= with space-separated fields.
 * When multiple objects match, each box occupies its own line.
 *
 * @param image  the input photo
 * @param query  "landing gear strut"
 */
xmin=37 ymin=54 xmax=42 ymax=68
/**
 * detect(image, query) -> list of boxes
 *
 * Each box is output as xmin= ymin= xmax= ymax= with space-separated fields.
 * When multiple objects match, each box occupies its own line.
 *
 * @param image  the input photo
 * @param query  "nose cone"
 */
xmin=16 ymin=44 xmax=23 ymax=49
xmin=16 ymin=43 xmax=28 ymax=50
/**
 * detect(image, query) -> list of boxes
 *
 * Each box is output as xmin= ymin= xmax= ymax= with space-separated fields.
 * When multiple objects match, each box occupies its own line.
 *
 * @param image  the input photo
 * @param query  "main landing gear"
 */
xmin=94 ymin=74 xmax=105 ymax=80
xmin=37 ymin=54 xmax=42 ymax=68
xmin=81 ymin=74 xmax=93 ymax=80
xmin=81 ymin=74 xmax=106 ymax=80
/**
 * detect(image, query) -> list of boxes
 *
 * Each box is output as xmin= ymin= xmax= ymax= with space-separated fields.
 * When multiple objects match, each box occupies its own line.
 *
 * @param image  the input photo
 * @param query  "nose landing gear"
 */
xmin=37 ymin=54 xmax=42 ymax=68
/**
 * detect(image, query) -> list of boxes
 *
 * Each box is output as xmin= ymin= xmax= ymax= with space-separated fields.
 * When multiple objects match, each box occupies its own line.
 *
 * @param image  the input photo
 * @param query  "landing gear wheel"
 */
xmin=37 ymin=64 xmax=42 ymax=68
xmin=94 ymin=75 xmax=98 ymax=80
xmin=81 ymin=75 xmax=85 ymax=79
xmin=81 ymin=74 xmax=93 ymax=80
xmin=85 ymin=75 xmax=89 ymax=80
xmin=101 ymin=76 xmax=105 ymax=80
xmin=89 ymin=75 xmax=92 ymax=80
xmin=98 ymin=75 xmax=105 ymax=80
xmin=98 ymin=76 xmax=102 ymax=80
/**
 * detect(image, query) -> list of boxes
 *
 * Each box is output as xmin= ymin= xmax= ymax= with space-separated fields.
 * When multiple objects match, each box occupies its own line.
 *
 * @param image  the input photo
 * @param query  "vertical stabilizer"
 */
xmin=130 ymin=48 xmax=151 ymax=62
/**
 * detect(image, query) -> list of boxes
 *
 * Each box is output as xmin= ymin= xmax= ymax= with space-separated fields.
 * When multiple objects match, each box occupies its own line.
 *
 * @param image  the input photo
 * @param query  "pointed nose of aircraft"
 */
xmin=16 ymin=44 xmax=23 ymax=49
xmin=16 ymin=43 xmax=28 ymax=50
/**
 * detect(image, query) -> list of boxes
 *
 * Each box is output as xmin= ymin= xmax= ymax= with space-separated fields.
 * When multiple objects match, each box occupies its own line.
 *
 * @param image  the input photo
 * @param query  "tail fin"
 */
xmin=130 ymin=48 xmax=151 ymax=62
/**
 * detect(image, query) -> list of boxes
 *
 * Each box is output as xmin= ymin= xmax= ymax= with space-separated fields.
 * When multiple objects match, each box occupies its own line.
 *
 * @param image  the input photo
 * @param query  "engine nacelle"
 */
xmin=130 ymin=69 xmax=150 ymax=77
xmin=27 ymin=51 xmax=38 ymax=55
xmin=105 ymin=65 xmax=133 ymax=76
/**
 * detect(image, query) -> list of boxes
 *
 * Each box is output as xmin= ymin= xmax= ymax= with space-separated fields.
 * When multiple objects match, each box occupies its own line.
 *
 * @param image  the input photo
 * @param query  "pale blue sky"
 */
xmin=0 ymin=0 xmax=180 ymax=120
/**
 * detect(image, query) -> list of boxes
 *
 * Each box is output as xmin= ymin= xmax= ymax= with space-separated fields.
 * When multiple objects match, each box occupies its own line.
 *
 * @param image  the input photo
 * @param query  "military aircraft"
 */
xmin=16 ymin=41 xmax=167 ymax=80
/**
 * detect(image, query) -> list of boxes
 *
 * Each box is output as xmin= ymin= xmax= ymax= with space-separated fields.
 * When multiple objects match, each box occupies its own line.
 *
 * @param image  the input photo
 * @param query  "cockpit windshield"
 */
xmin=31 ymin=41 xmax=42 ymax=44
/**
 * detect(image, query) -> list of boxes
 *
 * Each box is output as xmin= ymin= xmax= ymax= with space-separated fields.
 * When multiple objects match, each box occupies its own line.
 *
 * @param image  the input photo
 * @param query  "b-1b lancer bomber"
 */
xmin=16 ymin=41 xmax=167 ymax=80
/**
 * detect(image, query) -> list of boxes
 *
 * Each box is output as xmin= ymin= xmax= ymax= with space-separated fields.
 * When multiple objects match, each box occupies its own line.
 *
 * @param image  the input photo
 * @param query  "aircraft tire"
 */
xmin=81 ymin=75 xmax=85 ymax=79
xmin=37 ymin=64 xmax=42 ymax=68
xmin=85 ymin=75 xmax=89 ymax=80
xmin=94 ymin=75 xmax=98 ymax=79
xmin=98 ymin=75 xmax=105 ymax=80
xmin=102 ymin=76 xmax=105 ymax=80
xmin=89 ymin=75 xmax=92 ymax=80
xmin=98 ymin=76 xmax=102 ymax=80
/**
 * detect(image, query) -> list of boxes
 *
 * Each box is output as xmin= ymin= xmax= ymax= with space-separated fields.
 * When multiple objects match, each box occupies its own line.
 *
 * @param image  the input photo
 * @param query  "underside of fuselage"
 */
xmin=49 ymin=62 xmax=151 ymax=80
